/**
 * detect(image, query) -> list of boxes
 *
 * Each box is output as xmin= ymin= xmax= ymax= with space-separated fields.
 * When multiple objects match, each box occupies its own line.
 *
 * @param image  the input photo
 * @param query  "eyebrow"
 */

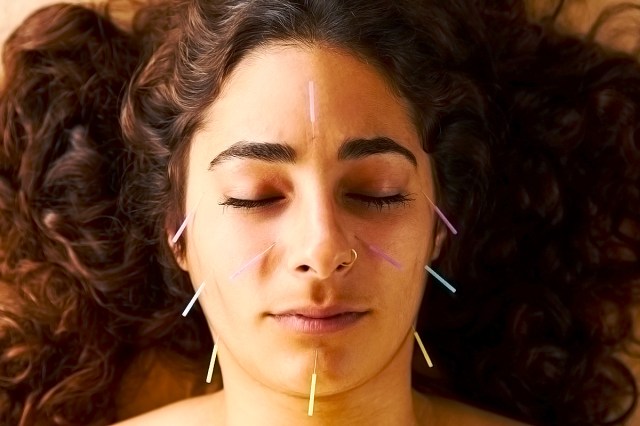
xmin=208 ymin=136 xmax=417 ymax=170
xmin=208 ymin=141 xmax=296 ymax=169
xmin=338 ymin=137 xmax=417 ymax=167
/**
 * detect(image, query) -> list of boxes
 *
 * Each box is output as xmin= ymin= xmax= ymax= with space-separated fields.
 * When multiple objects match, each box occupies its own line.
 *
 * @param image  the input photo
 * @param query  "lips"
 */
xmin=269 ymin=308 xmax=368 ymax=334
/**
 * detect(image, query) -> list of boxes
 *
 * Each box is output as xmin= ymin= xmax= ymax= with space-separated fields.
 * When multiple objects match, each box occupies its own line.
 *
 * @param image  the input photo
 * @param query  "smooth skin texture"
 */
xmin=183 ymin=43 xmax=438 ymax=425
xmin=1 ymin=2 xmax=638 ymax=423
xmin=116 ymin=44 xmax=524 ymax=425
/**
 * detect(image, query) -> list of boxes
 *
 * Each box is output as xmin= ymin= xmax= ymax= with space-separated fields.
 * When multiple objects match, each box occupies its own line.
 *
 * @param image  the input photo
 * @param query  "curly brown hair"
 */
xmin=0 ymin=0 xmax=639 ymax=425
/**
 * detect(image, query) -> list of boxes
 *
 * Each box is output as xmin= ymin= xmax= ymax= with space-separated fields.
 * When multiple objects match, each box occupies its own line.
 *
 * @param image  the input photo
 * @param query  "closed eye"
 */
xmin=345 ymin=193 xmax=415 ymax=211
xmin=218 ymin=193 xmax=415 ymax=211
xmin=218 ymin=197 xmax=283 ymax=210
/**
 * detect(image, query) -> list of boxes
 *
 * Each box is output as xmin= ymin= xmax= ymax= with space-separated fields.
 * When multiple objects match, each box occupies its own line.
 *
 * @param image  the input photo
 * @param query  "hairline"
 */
xmin=170 ymin=37 xmax=428 ymax=253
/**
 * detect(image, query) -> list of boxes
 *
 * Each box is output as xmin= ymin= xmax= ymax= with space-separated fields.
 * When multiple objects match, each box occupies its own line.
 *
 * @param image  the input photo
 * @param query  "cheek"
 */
xmin=185 ymin=191 xmax=432 ymax=302
xmin=375 ymin=246 xmax=427 ymax=313
xmin=354 ymin=212 xmax=433 ymax=270
xmin=352 ymin=215 xmax=431 ymax=308
xmin=186 ymin=196 xmax=279 ymax=280
xmin=183 ymin=197 xmax=281 ymax=325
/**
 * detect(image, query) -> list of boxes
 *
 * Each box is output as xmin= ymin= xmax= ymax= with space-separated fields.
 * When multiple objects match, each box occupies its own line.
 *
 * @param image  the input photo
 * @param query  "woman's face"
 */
xmin=180 ymin=44 xmax=442 ymax=397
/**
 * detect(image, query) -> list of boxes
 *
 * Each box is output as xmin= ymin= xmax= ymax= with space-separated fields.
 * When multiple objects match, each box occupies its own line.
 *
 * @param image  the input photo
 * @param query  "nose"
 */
xmin=284 ymin=193 xmax=355 ymax=280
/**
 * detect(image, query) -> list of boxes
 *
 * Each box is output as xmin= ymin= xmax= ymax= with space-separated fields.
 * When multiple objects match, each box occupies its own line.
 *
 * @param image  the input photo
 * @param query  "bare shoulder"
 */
xmin=415 ymin=391 xmax=529 ymax=426
xmin=112 ymin=392 xmax=224 ymax=426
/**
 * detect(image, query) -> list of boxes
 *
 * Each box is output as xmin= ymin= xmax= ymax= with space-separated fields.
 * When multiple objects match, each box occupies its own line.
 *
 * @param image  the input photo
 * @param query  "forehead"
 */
xmin=201 ymin=43 xmax=419 ymax=146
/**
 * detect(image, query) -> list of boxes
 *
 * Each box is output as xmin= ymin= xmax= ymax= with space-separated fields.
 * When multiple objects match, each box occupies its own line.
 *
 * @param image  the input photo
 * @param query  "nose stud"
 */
xmin=340 ymin=249 xmax=358 ymax=267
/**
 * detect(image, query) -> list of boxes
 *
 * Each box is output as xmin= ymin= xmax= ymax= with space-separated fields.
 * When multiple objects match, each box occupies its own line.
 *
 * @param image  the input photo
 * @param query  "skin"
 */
xmin=115 ymin=43 xmax=524 ymax=425
xmin=1 ymin=2 xmax=637 ymax=422
xmin=0 ymin=2 xmax=633 ymax=424
xmin=182 ymin=43 xmax=438 ymax=425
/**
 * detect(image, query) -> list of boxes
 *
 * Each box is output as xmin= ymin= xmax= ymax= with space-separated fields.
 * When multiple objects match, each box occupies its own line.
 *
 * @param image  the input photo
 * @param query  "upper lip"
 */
xmin=270 ymin=305 xmax=369 ymax=318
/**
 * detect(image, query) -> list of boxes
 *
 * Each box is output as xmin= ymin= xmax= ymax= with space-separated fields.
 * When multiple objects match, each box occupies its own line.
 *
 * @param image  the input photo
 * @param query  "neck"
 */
xmin=216 ymin=334 xmax=424 ymax=426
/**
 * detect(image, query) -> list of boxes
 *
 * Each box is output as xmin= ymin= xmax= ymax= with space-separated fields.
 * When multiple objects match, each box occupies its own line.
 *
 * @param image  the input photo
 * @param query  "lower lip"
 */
xmin=270 ymin=312 xmax=367 ymax=334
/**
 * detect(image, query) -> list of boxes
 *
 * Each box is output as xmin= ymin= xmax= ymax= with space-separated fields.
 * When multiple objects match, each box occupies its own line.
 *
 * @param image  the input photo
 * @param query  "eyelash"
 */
xmin=219 ymin=198 xmax=280 ymax=210
xmin=345 ymin=193 xmax=414 ymax=211
xmin=218 ymin=193 xmax=415 ymax=211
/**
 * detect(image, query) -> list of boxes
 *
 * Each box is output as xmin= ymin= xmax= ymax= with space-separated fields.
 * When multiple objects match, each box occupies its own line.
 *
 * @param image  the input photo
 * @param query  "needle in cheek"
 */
xmin=182 ymin=262 xmax=218 ymax=317
xmin=181 ymin=281 xmax=206 ymax=317
xmin=229 ymin=242 xmax=277 ymax=281
xmin=355 ymin=235 xmax=402 ymax=269
xmin=425 ymin=265 xmax=456 ymax=293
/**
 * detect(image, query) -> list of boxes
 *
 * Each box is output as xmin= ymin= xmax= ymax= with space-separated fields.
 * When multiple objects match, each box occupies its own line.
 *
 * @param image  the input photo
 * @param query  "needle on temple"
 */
xmin=308 ymin=349 xmax=318 ymax=416
xmin=171 ymin=192 xmax=205 ymax=245
xmin=422 ymin=191 xmax=458 ymax=235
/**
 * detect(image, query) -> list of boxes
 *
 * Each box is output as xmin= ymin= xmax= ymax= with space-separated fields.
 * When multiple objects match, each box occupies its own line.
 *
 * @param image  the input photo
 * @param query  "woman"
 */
xmin=1 ymin=0 xmax=638 ymax=425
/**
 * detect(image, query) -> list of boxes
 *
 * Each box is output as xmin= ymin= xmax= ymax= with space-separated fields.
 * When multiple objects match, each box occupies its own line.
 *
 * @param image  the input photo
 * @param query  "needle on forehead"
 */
xmin=309 ymin=80 xmax=316 ymax=140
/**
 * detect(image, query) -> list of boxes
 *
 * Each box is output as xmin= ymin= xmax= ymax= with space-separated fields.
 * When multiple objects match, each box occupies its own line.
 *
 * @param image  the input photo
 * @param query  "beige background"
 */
xmin=1 ymin=0 xmax=83 ymax=48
